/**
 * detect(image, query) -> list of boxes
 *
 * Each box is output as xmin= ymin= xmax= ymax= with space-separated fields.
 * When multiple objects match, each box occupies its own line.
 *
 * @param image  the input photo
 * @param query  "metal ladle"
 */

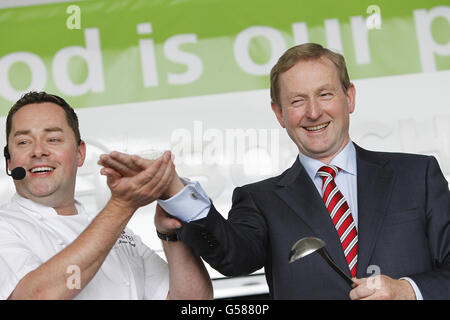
xmin=288 ymin=237 xmax=354 ymax=287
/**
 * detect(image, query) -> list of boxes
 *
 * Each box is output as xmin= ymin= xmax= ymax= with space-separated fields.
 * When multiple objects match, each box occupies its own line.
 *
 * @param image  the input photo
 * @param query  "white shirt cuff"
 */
xmin=157 ymin=178 xmax=211 ymax=222
xmin=399 ymin=277 xmax=423 ymax=300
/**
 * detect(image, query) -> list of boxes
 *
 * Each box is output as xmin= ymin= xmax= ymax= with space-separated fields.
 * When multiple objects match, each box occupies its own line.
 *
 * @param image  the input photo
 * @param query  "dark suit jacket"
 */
xmin=178 ymin=145 xmax=450 ymax=299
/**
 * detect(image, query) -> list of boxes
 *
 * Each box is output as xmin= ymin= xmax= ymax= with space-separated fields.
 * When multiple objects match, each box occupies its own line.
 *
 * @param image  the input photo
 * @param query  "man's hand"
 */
xmin=155 ymin=204 xmax=182 ymax=236
xmin=98 ymin=151 xmax=184 ymax=201
xmin=98 ymin=151 xmax=175 ymax=212
xmin=349 ymin=275 xmax=417 ymax=300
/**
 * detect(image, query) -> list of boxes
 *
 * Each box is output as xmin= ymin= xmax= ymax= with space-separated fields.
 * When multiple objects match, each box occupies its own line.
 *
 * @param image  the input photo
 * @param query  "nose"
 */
xmin=305 ymin=98 xmax=323 ymax=120
xmin=31 ymin=140 xmax=49 ymax=158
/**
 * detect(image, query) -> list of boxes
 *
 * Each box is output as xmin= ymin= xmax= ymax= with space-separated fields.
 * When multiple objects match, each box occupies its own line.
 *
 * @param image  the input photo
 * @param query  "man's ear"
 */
xmin=271 ymin=102 xmax=286 ymax=128
xmin=346 ymin=82 xmax=356 ymax=114
xmin=77 ymin=140 xmax=87 ymax=167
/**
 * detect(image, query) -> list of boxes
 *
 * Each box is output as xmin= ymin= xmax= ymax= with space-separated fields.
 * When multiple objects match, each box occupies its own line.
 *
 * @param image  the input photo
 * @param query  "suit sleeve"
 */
xmin=409 ymin=156 xmax=450 ymax=299
xmin=177 ymin=186 xmax=268 ymax=277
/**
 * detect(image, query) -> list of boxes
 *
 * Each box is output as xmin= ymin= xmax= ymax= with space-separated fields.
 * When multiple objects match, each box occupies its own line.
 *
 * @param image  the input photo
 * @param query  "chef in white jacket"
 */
xmin=0 ymin=91 xmax=212 ymax=300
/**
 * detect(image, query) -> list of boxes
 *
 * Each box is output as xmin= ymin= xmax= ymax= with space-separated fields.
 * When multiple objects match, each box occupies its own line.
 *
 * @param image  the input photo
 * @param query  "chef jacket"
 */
xmin=0 ymin=194 xmax=169 ymax=299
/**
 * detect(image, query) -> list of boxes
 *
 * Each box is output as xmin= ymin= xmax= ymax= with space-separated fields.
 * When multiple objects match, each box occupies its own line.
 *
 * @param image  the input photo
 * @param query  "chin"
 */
xmin=303 ymin=143 xmax=332 ymax=155
xmin=24 ymin=185 xmax=58 ymax=199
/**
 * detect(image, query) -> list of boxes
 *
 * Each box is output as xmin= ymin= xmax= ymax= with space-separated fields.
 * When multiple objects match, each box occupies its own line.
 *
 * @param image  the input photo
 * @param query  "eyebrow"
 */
xmin=13 ymin=127 xmax=64 ymax=137
xmin=44 ymin=127 xmax=64 ymax=133
xmin=315 ymin=84 xmax=337 ymax=92
xmin=288 ymin=84 xmax=337 ymax=98
xmin=13 ymin=130 xmax=30 ymax=137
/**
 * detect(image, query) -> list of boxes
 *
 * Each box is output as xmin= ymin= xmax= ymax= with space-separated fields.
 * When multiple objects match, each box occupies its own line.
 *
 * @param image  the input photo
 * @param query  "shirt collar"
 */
xmin=12 ymin=193 xmax=86 ymax=219
xmin=297 ymin=141 xmax=357 ymax=181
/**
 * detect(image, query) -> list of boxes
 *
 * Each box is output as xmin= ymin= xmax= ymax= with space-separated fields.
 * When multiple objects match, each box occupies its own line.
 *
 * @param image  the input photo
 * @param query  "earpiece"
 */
xmin=4 ymin=145 xmax=10 ymax=160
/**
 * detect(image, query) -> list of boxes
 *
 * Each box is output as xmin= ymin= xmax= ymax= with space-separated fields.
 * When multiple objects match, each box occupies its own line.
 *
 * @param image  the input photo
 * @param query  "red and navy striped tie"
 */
xmin=317 ymin=165 xmax=358 ymax=278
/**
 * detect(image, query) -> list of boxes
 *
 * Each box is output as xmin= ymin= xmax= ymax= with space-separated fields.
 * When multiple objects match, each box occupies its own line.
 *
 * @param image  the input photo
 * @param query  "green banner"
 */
xmin=0 ymin=0 xmax=449 ymax=114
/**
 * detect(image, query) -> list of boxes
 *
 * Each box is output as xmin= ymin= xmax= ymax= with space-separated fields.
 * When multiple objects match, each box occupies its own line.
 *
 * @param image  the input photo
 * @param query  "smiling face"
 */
xmin=271 ymin=56 xmax=355 ymax=164
xmin=7 ymin=102 xmax=86 ymax=212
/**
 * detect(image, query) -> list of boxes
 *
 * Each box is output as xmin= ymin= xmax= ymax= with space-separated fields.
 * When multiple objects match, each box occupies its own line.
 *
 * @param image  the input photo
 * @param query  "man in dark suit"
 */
xmin=100 ymin=43 xmax=450 ymax=299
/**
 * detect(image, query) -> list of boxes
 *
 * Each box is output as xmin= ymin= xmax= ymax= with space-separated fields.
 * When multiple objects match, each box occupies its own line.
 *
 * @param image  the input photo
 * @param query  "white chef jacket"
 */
xmin=0 ymin=194 xmax=169 ymax=300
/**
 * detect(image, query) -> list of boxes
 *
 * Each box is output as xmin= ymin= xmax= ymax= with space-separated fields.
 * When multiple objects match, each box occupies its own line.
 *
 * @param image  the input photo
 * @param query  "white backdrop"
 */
xmin=1 ymin=70 xmax=449 ymax=253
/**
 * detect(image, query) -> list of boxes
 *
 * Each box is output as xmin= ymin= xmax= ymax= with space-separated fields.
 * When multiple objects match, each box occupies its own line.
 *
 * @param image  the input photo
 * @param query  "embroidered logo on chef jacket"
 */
xmin=117 ymin=230 xmax=136 ymax=247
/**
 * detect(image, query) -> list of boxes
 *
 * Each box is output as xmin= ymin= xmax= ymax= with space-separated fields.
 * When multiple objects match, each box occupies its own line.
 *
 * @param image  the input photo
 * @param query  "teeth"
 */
xmin=30 ymin=167 xmax=54 ymax=173
xmin=305 ymin=122 xmax=329 ymax=131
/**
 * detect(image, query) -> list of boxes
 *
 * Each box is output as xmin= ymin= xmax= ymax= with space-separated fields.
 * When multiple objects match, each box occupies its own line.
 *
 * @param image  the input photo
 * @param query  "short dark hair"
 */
xmin=6 ymin=91 xmax=81 ymax=145
xmin=270 ymin=43 xmax=350 ymax=107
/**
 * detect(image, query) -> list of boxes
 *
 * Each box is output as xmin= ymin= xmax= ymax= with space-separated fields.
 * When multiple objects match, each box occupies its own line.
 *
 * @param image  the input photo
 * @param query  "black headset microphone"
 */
xmin=3 ymin=146 xmax=26 ymax=180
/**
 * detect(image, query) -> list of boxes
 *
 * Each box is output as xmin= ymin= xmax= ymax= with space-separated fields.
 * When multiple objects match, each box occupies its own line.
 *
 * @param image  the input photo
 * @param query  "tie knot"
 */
xmin=317 ymin=165 xmax=340 ymax=179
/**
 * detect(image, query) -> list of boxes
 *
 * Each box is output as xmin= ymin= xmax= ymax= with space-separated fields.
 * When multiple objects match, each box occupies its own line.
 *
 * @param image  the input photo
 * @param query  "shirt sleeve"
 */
xmin=157 ymin=178 xmax=211 ymax=222
xmin=0 ymin=219 xmax=42 ymax=299
xmin=400 ymin=277 xmax=424 ymax=300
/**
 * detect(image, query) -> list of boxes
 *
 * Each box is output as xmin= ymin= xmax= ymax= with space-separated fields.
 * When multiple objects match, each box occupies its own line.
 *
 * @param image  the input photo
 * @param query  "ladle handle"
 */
xmin=317 ymin=248 xmax=354 ymax=287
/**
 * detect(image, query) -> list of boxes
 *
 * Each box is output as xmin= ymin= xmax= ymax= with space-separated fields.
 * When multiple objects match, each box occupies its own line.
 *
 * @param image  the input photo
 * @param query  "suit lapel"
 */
xmin=354 ymin=145 xmax=395 ymax=277
xmin=275 ymin=158 xmax=352 ymax=278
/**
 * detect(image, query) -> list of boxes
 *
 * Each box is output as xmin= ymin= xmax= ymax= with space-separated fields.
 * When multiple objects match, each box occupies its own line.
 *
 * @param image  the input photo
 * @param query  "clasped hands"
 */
xmin=98 ymin=150 xmax=183 ymax=235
